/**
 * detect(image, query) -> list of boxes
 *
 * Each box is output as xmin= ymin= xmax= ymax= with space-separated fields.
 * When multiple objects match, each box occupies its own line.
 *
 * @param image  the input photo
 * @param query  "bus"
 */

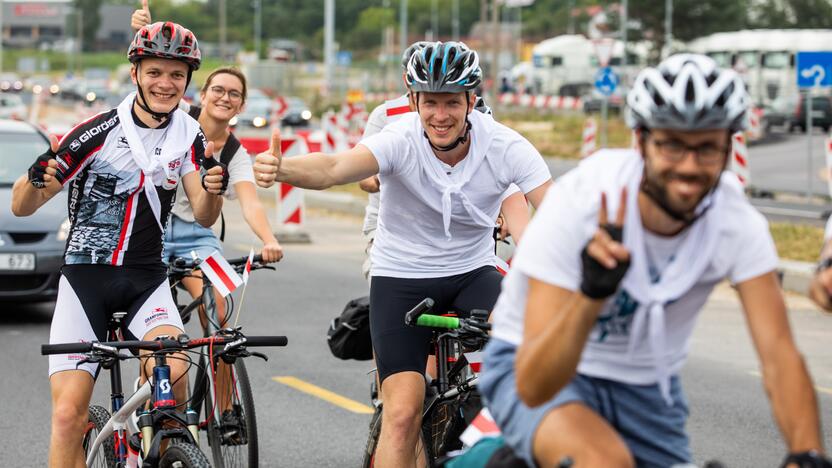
xmin=685 ymin=29 xmax=832 ymax=107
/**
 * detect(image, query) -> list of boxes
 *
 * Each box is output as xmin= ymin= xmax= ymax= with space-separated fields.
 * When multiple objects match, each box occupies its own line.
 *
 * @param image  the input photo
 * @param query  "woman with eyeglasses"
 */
xmin=165 ymin=67 xmax=284 ymax=301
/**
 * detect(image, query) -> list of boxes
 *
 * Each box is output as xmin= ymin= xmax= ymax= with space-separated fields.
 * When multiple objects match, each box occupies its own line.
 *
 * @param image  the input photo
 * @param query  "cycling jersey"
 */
xmin=360 ymin=110 xmax=550 ymax=278
xmin=490 ymin=149 xmax=777 ymax=398
xmin=51 ymin=105 xmax=205 ymax=267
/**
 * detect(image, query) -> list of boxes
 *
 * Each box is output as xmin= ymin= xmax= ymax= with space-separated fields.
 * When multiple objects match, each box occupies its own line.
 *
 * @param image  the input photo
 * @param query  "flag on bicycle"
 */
xmin=459 ymin=408 xmax=501 ymax=447
xmin=242 ymin=248 xmax=254 ymax=284
xmin=199 ymin=250 xmax=243 ymax=297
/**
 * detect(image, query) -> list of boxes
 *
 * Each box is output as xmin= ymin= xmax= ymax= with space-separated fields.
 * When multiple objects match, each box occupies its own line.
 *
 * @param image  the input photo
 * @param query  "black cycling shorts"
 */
xmin=369 ymin=266 xmax=503 ymax=384
xmin=48 ymin=264 xmax=184 ymax=377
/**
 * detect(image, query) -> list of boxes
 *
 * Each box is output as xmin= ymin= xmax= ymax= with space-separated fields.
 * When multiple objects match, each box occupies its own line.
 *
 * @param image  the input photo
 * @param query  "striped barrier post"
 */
xmin=581 ymin=118 xmax=598 ymax=158
xmin=730 ymin=132 xmax=751 ymax=187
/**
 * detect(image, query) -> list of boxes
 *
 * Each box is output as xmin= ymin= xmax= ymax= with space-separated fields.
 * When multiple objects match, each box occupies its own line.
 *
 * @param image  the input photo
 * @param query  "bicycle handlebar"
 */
xmin=42 ymin=333 xmax=288 ymax=356
xmin=404 ymin=298 xmax=435 ymax=326
xmin=414 ymin=314 xmax=460 ymax=329
xmin=168 ymin=254 xmax=270 ymax=276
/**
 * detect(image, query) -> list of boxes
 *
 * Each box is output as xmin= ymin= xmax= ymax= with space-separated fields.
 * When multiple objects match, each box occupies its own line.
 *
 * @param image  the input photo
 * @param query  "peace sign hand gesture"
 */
xmin=579 ymin=188 xmax=631 ymax=300
xmin=253 ymin=128 xmax=282 ymax=188
xmin=131 ymin=0 xmax=151 ymax=31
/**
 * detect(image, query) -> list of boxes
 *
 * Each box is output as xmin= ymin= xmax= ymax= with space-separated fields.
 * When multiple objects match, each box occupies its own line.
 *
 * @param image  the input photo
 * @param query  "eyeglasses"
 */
xmin=208 ymin=85 xmax=243 ymax=102
xmin=649 ymin=138 xmax=728 ymax=166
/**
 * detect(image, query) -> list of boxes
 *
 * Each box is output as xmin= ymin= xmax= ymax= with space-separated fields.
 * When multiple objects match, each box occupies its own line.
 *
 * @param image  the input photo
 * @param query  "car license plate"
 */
xmin=0 ymin=253 xmax=35 ymax=271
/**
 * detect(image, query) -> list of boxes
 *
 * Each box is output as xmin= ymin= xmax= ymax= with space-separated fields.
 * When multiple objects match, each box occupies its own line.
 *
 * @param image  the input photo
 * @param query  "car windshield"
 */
xmin=241 ymin=99 xmax=271 ymax=115
xmin=0 ymin=131 xmax=47 ymax=186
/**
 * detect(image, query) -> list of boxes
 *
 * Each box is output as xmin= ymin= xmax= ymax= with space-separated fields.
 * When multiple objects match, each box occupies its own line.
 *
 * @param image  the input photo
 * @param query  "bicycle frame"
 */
xmin=86 ymin=382 xmax=152 ymax=467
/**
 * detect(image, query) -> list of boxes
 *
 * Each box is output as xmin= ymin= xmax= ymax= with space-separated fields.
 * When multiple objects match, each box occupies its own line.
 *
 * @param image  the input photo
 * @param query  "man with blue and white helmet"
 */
xmin=253 ymin=41 xmax=552 ymax=467
xmin=358 ymin=41 xmax=522 ymax=281
xmin=482 ymin=54 xmax=829 ymax=468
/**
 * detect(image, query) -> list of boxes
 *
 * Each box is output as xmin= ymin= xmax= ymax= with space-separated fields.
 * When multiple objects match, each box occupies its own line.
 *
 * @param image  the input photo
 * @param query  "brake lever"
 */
xmin=250 ymin=351 xmax=269 ymax=361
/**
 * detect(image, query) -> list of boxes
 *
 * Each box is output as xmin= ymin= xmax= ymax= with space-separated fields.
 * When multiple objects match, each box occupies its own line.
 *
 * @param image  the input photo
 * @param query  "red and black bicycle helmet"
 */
xmin=128 ymin=21 xmax=201 ymax=70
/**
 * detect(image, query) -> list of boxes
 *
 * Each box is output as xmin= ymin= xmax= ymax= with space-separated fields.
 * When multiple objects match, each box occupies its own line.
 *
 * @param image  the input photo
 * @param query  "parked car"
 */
xmin=0 ymin=93 xmax=27 ymax=120
xmin=0 ymin=73 xmax=23 ymax=93
xmin=235 ymin=96 xmax=273 ymax=128
xmin=0 ymin=119 xmax=67 ymax=302
xmin=765 ymin=94 xmax=832 ymax=133
xmin=281 ymin=97 xmax=312 ymax=127
xmin=582 ymin=87 xmax=625 ymax=114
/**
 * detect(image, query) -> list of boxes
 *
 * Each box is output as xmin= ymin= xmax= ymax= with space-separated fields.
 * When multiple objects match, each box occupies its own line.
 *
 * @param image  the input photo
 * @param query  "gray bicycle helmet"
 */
xmin=401 ymin=41 xmax=430 ymax=69
xmin=406 ymin=41 xmax=482 ymax=93
xmin=627 ymin=53 xmax=749 ymax=133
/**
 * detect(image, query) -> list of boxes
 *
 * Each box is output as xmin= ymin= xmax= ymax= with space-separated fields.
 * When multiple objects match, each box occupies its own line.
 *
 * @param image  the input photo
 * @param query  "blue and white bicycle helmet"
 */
xmin=406 ymin=41 xmax=482 ymax=93
xmin=627 ymin=53 xmax=749 ymax=133
xmin=401 ymin=41 xmax=430 ymax=69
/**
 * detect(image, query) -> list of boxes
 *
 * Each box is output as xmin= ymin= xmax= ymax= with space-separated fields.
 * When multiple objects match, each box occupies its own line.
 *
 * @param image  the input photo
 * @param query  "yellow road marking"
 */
xmin=747 ymin=370 xmax=832 ymax=395
xmin=273 ymin=376 xmax=374 ymax=414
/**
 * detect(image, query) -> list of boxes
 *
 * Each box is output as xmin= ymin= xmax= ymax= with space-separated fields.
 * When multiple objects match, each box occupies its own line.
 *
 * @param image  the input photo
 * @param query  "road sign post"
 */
xmin=796 ymin=51 xmax=832 ymax=201
xmin=594 ymin=67 xmax=618 ymax=149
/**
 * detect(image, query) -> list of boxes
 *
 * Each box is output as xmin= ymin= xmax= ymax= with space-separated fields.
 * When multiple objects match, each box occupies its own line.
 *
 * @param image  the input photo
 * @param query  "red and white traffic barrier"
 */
xmin=270 ymin=96 xmax=288 ymax=128
xmin=747 ymin=106 xmax=764 ymax=141
xmin=497 ymin=93 xmax=583 ymax=112
xmin=276 ymin=135 xmax=311 ymax=243
xmin=730 ymin=132 xmax=751 ymax=186
xmin=581 ymin=118 xmax=598 ymax=158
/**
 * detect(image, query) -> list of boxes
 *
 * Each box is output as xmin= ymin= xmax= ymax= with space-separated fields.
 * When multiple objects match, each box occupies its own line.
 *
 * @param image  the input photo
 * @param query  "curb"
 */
xmin=257 ymin=186 xmax=814 ymax=296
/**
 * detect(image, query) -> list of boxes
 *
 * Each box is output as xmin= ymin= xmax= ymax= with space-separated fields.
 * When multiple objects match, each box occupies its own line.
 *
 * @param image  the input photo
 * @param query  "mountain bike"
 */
xmin=42 ymin=327 xmax=288 ymax=467
xmin=362 ymin=297 xmax=491 ymax=468
xmin=168 ymin=254 xmax=274 ymax=468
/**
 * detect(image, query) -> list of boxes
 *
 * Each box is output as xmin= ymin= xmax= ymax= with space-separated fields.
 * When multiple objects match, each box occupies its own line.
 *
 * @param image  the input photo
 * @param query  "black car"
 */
xmin=0 ymin=119 xmax=67 ymax=301
xmin=766 ymin=94 xmax=832 ymax=133
xmin=281 ymin=97 xmax=312 ymax=127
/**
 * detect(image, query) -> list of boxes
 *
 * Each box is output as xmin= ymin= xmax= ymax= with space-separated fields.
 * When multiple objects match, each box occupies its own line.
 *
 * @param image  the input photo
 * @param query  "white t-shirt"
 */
xmin=362 ymin=95 xmax=411 ymax=235
xmin=171 ymin=138 xmax=254 ymax=223
xmin=360 ymin=110 xmax=551 ymax=278
xmin=491 ymin=149 xmax=778 ymax=388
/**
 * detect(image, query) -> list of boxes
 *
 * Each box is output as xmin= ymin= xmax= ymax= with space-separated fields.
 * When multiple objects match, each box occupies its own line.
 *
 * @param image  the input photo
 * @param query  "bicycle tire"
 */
xmin=84 ymin=405 xmax=116 ymax=468
xmin=362 ymin=406 xmax=383 ymax=468
xmin=158 ymin=442 xmax=211 ymax=468
xmin=204 ymin=358 xmax=259 ymax=468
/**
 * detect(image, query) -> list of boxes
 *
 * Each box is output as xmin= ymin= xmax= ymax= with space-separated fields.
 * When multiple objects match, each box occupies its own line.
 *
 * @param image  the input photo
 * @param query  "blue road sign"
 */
xmin=594 ymin=67 xmax=619 ymax=96
xmin=337 ymin=51 xmax=353 ymax=67
xmin=796 ymin=51 xmax=832 ymax=89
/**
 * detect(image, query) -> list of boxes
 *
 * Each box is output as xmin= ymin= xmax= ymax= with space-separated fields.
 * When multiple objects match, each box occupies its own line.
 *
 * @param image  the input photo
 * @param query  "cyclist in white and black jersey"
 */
xmin=481 ymin=54 xmax=829 ymax=468
xmin=358 ymin=42 xmax=531 ymax=281
xmin=11 ymin=22 xmax=227 ymax=467
xmin=253 ymin=41 xmax=552 ymax=467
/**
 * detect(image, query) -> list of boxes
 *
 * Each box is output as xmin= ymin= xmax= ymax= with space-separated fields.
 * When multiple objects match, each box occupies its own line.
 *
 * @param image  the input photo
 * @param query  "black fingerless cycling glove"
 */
xmin=781 ymin=451 xmax=832 ymax=468
xmin=200 ymin=156 xmax=229 ymax=194
xmin=28 ymin=149 xmax=56 ymax=189
xmin=579 ymin=224 xmax=630 ymax=300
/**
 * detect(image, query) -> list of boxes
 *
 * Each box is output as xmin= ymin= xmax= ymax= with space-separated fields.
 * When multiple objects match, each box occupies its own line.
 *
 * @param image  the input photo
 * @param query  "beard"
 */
xmin=641 ymin=163 xmax=719 ymax=224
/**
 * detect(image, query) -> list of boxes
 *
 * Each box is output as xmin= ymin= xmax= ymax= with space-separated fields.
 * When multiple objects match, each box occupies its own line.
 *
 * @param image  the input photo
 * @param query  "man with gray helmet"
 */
xmin=253 ymin=41 xmax=552 ymax=467
xmin=481 ymin=54 xmax=829 ymax=468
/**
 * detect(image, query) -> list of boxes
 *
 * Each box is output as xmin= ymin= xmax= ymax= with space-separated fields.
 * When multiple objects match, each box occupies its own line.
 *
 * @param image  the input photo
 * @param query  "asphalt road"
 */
xmin=2 ymin=201 xmax=832 ymax=467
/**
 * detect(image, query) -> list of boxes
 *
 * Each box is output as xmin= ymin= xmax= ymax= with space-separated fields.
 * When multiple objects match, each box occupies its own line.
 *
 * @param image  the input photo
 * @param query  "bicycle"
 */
xmin=42 ymin=328 xmax=288 ymax=467
xmin=167 ymin=253 xmax=274 ymax=468
xmin=362 ymin=297 xmax=491 ymax=468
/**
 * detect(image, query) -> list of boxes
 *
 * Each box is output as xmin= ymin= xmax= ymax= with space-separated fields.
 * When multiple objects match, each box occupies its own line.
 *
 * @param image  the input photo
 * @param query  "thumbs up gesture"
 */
xmin=200 ymin=141 xmax=229 ymax=195
xmin=253 ymin=127 xmax=282 ymax=188
xmin=131 ymin=0 xmax=152 ymax=31
xmin=28 ymin=135 xmax=60 ymax=189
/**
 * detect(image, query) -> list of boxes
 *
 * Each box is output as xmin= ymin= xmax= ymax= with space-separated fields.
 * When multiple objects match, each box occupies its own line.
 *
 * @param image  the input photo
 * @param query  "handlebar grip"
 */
xmin=404 ymin=298 xmax=435 ymax=326
xmin=42 ymin=342 xmax=94 ymax=355
xmin=244 ymin=336 xmax=288 ymax=347
xmin=414 ymin=314 xmax=460 ymax=329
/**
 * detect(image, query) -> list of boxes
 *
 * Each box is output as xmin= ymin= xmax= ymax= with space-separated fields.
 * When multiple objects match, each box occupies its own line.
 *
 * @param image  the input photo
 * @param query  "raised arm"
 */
xmin=253 ymin=128 xmax=379 ymax=190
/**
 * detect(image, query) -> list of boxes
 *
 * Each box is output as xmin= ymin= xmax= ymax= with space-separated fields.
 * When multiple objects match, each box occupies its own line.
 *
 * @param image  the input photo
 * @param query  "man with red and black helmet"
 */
xmin=11 ymin=21 xmax=225 ymax=467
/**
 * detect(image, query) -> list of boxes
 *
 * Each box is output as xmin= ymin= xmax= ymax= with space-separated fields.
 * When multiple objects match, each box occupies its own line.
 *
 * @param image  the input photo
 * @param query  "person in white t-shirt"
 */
xmin=481 ymin=54 xmax=830 ymax=468
xmin=809 ymin=215 xmax=832 ymax=311
xmin=358 ymin=42 xmax=529 ymax=280
xmin=253 ymin=41 xmax=552 ymax=467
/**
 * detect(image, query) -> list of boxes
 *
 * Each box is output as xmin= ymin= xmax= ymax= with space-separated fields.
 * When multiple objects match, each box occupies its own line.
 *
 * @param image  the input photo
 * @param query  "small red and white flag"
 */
xmin=459 ymin=408 xmax=501 ymax=447
xmin=242 ymin=248 xmax=254 ymax=284
xmin=199 ymin=250 xmax=243 ymax=297
xmin=494 ymin=256 xmax=510 ymax=276
xmin=464 ymin=351 xmax=483 ymax=374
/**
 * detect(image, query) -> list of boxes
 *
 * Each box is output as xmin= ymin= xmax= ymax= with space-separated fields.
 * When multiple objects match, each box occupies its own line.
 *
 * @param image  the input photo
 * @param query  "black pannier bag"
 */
xmin=327 ymin=295 xmax=373 ymax=360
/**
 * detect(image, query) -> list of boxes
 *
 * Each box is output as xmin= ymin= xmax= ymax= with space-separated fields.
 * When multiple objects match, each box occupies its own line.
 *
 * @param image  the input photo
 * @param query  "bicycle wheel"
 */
xmin=158 ymin=442 xmax=211 ymax=468
xmin=83 ymin=405 xmax=116 ymax=468
xmin=204 ymin=358 xmax=258 ymax=468
xmin=362 ymin=406 xmax=383 ymax=468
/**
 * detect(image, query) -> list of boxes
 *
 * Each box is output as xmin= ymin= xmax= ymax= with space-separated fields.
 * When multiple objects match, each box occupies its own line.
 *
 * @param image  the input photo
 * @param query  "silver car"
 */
xmin=0 ymin=119 xmax=68 ymax=301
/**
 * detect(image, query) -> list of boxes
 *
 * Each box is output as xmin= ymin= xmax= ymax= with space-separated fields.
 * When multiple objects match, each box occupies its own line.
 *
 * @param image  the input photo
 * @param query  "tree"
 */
xmin=72 ymin=0 xmax=103 ymax=52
